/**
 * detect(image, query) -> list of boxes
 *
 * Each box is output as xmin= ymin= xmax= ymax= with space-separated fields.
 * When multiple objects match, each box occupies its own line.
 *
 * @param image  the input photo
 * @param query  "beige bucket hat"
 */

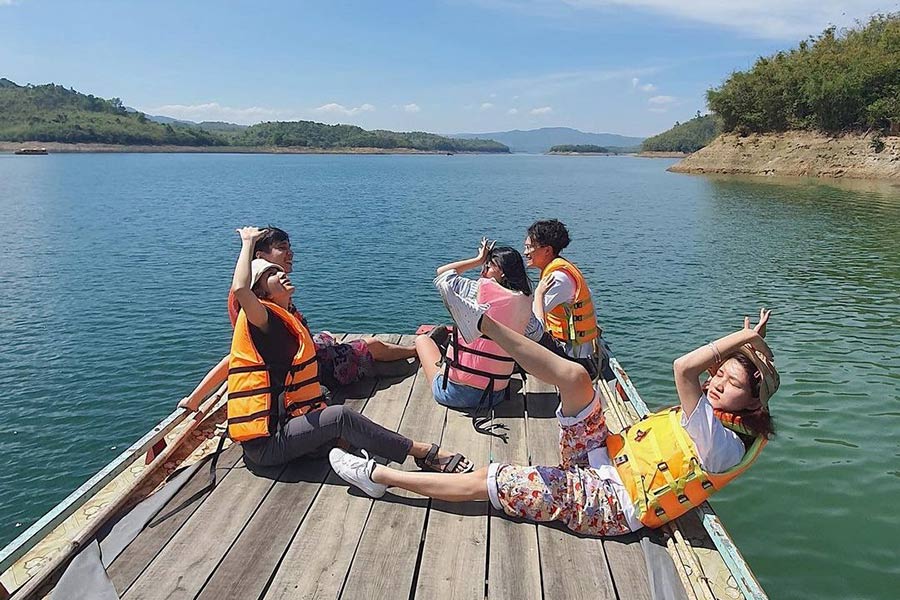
xmin=735 ymin=338 xmax=780 ymax=408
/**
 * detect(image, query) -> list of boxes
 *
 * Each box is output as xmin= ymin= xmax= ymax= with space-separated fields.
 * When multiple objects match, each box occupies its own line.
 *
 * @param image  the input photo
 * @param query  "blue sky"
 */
xmin=2 ymin=0 xmax=897 ymax=137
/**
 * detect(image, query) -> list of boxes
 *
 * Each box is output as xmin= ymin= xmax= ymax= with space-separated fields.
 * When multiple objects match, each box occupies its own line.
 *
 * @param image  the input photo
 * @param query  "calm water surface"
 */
xmin=0 ymin=153 xmax=898 ymax=598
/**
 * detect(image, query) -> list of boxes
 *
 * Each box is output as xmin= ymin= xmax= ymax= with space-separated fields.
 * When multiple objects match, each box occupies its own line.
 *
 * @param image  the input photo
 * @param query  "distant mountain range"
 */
xmin=451 ymin=127 xmax=645 ymax=153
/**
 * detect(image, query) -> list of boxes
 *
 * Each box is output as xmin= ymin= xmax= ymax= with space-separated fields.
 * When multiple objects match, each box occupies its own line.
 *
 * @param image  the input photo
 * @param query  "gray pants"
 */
xmin=242 ymin=405 xmax=413 ymax=467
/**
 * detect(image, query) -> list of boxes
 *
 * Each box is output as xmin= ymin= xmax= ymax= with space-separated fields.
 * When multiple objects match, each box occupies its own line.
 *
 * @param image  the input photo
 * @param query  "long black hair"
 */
xmin=487 ymin=246 xmax=532 ymax=296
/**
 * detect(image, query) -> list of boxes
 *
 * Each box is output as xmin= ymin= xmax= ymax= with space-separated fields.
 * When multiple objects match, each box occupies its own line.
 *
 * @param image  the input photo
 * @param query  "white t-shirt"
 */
xmin=571 ymin=392 xmax=745 ymax=531
xmin=434 ymin=270 xmax=544 ymax=341
xmin=540 ymin=270 xmax=594 ymax=359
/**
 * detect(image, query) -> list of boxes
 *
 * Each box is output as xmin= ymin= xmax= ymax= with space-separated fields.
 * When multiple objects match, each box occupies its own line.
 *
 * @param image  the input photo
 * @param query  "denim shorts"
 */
xmin=432 ymin=374 xmax=507 ymax=409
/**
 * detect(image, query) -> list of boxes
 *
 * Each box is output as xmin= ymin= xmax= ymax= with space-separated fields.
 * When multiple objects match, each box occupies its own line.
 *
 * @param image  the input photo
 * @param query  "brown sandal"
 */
xmin=414 ymin=443 xmax=474 ymax=473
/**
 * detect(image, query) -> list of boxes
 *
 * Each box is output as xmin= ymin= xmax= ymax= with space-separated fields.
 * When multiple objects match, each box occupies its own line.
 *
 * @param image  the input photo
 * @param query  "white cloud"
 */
xmin=403 ymin=103 xmax=421 ymax=113
xmin=0 ymin=0 xmax=18 ymax=5
xmin=632 ymin=77 xmax=657 ymax=92
xmin=507 ymin=108 xmax=519 ymax=115
xmin=530 ymin=106 xmax=553 ymax=115
xmin=141 ymin=102 xmax=301 ymax=125
xmin=480 ymin=102 xmax=495 ymax=110
xmin=543 ymin=0 xmax=890 ymax=39
xmin=314 ymin=102 xmax=375 ymax=116
xmin=648 ymin=95 xmax=676 ymax=105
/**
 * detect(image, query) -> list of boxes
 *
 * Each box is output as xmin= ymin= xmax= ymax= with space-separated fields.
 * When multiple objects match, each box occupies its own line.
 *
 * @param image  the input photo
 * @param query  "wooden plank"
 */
xmin=262 ymin=336 xmax=418 ymax=600
xmin=122 ymin=458 xmax=284 ymax=600
xmin=525 ymin=384 xmax=618 ymax=600
xmin=341 ymin=353 xmax=447 ymax=600
xmin=487 ymin=378 xmax=541 ymax=600
xmin=108 ymin=443 xmax=243 ymax=594
xmin=413 ymin=401 xmax=493 ymax=598
xmin=194 ymin=458 xmax=330 ymax=600
xmin=596 ymin=380 xmax=653 ymax=600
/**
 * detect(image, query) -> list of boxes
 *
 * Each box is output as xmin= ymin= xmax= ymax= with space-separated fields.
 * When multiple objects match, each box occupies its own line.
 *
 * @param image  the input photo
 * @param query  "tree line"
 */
xmin=0 ymin=79 xmax=509 ymax=152
xmin=707 ymin=14 xmax=900 ymax=134
xmin=640 ymin=114 xmax=719 ymax=153
xmin=548 ymin=144 xmax=611 ymax=153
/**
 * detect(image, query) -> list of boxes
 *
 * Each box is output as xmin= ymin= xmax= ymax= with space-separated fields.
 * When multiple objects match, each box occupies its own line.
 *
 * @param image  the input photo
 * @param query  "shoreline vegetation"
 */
xmin=659 ymin=15 xmax=900 ymax=179
xmin=0 ymin=141 xmax=491 ymax=155
xmin=547 ymin=144 xmax=640 ymax=155
xmin=0 ymin=78 xmax=509 ymax=153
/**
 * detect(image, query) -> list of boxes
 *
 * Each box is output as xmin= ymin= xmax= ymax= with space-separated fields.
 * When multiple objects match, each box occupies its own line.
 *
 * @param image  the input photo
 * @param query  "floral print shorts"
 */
xmin=313 ymin=332 xmax=375 ymax=388
xmin=488 ymin=391 xmax=632 ymax=536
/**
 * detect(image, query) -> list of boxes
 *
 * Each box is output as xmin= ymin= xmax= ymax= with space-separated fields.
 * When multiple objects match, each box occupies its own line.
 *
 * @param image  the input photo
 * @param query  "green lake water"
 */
xmin=0 ymin=153 xmax=898 ymax=598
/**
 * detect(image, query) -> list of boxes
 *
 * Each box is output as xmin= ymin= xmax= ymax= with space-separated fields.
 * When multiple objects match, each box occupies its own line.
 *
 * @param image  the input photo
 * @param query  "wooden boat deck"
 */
xmin=3 ymin=333 xmax=763 ymax=599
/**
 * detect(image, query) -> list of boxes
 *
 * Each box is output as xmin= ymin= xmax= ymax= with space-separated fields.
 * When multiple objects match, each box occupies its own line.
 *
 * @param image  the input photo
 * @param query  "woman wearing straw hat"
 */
xmin=330 ymin=282 xmax=779 ymax=535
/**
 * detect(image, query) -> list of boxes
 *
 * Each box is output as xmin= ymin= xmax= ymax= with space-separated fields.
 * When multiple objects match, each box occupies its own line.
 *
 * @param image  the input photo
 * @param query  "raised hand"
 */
xmin=744 ymin=307 xmax=771 ymax=338
xmin=236 ymin=226 xmax=265 ymax=244
xmin=477 ymin=236 xmax=496 ymax=262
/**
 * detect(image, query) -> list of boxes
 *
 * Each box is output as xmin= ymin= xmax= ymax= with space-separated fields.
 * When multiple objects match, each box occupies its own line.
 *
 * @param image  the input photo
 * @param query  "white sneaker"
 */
xmin=329 ymin=448 xmax=387 ymax=498
xmin=436 ymin=281 xmax=489 ymax=343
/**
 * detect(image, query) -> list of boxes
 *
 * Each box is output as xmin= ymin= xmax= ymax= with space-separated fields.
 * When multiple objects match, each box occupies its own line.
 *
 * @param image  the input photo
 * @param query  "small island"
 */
xmin=547 ymin=144 xmax=612 ymax=154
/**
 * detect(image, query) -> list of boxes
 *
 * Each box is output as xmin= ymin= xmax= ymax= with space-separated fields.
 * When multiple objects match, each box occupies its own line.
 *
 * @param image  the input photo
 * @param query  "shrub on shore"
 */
xmin=707 ymin=14 xmax=900 ymax=134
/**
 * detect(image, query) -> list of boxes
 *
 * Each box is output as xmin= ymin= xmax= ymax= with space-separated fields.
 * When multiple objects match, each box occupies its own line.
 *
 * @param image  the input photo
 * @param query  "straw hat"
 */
xmin=250 ymin=259 xmax=283 ymax=290
xmin=736 ymin=338 xmax=780 ymax=408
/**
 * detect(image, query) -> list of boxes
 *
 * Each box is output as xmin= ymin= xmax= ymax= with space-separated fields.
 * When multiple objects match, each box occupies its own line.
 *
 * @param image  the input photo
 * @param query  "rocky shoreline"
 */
xmin=669 ymin=131 xmax=900 ymax=179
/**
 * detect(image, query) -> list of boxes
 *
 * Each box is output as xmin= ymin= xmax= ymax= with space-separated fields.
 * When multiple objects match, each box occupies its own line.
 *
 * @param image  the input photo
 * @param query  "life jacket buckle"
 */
xmin=634 ymin=429 xmax=647 ymax=442
xmin=614 ymin=454 xmax=628 ymax=466
xmin=701 ymin=480 xmax=714 ymax=490
xmin=654 ymin=506 xmax=666 ymax=517
xmin=677 ymin=494 xmax=689 ymax=504
xmin=657 ymin=461 xmax=668 ymax=471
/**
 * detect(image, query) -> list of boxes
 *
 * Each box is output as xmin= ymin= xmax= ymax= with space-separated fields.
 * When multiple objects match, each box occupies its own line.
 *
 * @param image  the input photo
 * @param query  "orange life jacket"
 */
xmin=444 ymin=278 xmax=532 ymax=392
xmin=540 ymin=257 xmax=599 ymax=345
xmin=227 ymin=300 xmax=325 ymax=442
xmin=606 ymin=406 xmax=766 ymax=529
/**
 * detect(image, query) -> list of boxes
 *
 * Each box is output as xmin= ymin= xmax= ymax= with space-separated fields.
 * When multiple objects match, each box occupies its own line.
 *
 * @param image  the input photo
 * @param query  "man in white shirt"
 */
xmin=524 ymin=219 xmax=613 ymax=381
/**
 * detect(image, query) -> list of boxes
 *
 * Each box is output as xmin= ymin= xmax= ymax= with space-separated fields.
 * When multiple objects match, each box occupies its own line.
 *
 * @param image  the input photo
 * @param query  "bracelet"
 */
xmin=707 ymin=342 xmax=722 ymax=364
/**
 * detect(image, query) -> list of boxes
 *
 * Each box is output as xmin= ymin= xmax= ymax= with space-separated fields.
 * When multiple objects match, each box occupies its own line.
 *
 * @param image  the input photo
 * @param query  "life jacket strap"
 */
xmin=228 ymin=364 xmax=269 ymax=375
xmin=285 ymin=395 xmax=326 ymax=415
xmin=227 ymin=386 xmax=274 ymax=400
xmin=287 ymin=355 xmax=318 ymax=374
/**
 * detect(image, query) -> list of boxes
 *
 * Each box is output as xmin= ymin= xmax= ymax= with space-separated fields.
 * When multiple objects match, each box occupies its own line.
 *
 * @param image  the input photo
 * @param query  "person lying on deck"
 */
xmin=330 ymin=285 xmax=779 ymax=535
xmin=210 ymin=226 xmax=474 ymax=472
xmin=178 ymin=226 xmax=416 ymax=410
xmin=417 ymin=237 xmax=544 ymax=411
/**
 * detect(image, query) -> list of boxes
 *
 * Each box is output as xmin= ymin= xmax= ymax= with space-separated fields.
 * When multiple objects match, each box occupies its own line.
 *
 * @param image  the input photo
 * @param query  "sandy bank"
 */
xmin=0 ymin=141 xmax=483 ymax=155
xmin=669 ymin=131 xmax=900 ymax=179
xmin=546 ymin=151 xmax=626 ymax=156
xmin=637 ymin=151 xmax=689 ymax=158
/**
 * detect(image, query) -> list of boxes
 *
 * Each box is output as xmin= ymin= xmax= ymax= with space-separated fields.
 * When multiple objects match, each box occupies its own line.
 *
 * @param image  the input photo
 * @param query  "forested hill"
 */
xmin=641 ymin=114 xmax=720 ymax=153
xmin=0 ymin=79 xmax=224 ymax=145
xmin=707 ymin=14 xmax=900 ymax=135
xmin=235 ymin=121 xmax=508 ymax=152
xmin=0 ymin=79 xmax=509 ymax=152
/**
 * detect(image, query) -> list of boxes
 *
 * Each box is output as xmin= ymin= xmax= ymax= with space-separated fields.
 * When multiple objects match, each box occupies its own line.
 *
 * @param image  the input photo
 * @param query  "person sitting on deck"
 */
xmin=330 ymin=285 xmax=779 ymax=536
xmin=221 ymin=226 xmax=474 ymax=472
xmin=524 ymin=219 xmax=613 ymax=381
xmin=418 ymin=237 xmax=544 ymax=411
xmin=178 ymin=226 xmax=416 ymax=410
